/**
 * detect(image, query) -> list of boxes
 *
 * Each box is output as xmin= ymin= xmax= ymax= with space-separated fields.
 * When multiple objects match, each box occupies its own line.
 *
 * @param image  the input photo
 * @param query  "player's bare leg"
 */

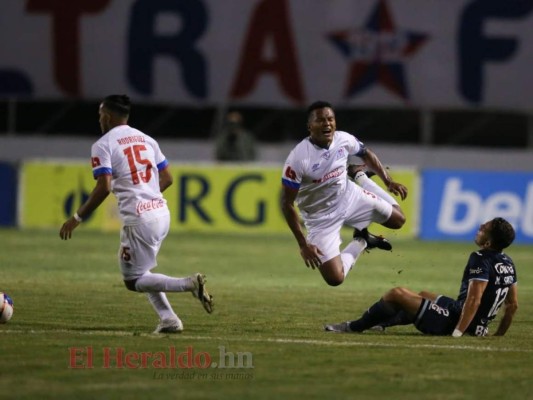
xmin=318 ymin=257 xmax=345 ymax=286
xmin=318 ymin=238 xmax=367 ymax=286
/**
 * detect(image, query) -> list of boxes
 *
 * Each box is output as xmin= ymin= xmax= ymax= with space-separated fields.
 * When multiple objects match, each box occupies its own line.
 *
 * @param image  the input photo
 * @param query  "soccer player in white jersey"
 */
xmin=281 ymin=101 xmax=408 ymax=287
xmin=59 ymin=94 xmax=213 ymax=334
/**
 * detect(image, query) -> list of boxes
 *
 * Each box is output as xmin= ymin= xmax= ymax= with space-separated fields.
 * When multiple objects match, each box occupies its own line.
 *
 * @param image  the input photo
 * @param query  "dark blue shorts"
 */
xmin=414 ymin=296 xmax=462 ymax=335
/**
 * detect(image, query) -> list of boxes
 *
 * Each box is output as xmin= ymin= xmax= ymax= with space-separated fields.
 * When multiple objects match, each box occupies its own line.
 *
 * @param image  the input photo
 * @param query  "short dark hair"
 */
xmin=102 ymin=94 xmax=131 ymax=117
xmin=490 ymin=217 xmax=515 ymax=250
xmin=307 ymin=100 xmax=333 ymax=120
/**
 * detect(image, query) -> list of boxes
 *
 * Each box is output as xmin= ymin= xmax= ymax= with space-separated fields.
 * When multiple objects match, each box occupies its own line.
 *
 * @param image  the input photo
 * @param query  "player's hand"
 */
xmin=300 ymin=244 xmax=323 ymax=269
xmin=387 ymin=181 xmax=408 ymax=200
xmin=59 ymin=217 xmax=80 ymax=240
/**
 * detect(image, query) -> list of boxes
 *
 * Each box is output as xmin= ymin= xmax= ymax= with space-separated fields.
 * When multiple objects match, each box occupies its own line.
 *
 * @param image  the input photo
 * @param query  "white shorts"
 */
xmin=119 ymin=214 xmax=170 ymax=280
xmin=304 ymin=181 xmax=393 ymax=262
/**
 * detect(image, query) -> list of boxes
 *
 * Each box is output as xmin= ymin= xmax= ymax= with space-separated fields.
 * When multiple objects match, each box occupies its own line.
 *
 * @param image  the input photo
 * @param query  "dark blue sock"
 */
xmin=348 ymin=299 xmax=398 ymax=332
xmin=380 ymin=310 xmax=414 ymax=328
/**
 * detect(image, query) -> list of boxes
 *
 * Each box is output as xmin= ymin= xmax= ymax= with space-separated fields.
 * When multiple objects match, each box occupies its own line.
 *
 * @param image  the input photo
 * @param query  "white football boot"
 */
xmin=153 ymin=317 xmax=184 ymax=334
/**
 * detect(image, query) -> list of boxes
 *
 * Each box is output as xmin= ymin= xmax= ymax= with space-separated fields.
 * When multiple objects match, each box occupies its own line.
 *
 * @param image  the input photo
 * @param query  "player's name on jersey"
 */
xmin=116 ymin=135 xmax=146 ymax=145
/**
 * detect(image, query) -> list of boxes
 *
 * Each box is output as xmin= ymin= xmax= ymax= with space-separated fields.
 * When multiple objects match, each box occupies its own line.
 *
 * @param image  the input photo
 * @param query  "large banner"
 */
xmin=420 ymin=170 xmax=533 ymax=244
xmin=20 ymin=161 xmax=417 ymax=237
xmin=1 ymin=0 xmax=532 ymax=108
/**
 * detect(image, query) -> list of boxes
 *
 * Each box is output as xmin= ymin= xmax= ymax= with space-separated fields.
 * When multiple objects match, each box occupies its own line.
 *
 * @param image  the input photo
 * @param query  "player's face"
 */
xmin=308 ymin=107 xmax=336 ymax=148
xmin=474 ymin=221 xmax=492 ymax=247
xmin=98 ymin=104 xmax=110 ymax=134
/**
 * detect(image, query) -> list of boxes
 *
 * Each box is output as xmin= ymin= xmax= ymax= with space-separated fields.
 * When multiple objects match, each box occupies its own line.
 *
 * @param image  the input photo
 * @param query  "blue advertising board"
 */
xmin=0 ymin=162 xmax=17 ymax=226
xmin=421 ymin=170 xmax=533 ymax=243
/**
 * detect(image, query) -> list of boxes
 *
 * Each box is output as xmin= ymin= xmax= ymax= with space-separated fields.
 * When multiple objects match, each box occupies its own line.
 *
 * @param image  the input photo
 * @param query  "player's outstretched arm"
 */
xmin=360 ymin=149 xmax=408 ymax=200
xmin=493 ymin=284 xmax=518 ymax=336
xmin=59 ymin=175 xmax=111 ymax=240
xmin=452 ymin=280 xmax=487 ymax=337
xmin=280 ymin=185 xmax=323 ymax=269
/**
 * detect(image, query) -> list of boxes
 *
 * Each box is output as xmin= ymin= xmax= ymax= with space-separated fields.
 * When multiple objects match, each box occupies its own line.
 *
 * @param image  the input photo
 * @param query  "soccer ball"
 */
xmin=0 ymin=292 xmax=14 ymax=324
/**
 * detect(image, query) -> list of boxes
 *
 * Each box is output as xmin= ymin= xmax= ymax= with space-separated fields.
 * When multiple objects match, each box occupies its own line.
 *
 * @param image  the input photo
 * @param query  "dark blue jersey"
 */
xmin=457 ymin=249 xmax=517 ymax=334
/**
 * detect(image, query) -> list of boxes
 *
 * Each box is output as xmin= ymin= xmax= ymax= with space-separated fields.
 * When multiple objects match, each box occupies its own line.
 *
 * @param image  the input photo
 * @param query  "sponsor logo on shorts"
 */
xmin=430 ymin=303 xmax=449 ymax=316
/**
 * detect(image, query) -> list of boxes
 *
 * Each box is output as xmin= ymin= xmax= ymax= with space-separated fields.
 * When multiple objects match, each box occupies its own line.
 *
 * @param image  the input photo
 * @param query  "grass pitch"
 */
xmin=1 ymin=228 xmax=532 ymax=400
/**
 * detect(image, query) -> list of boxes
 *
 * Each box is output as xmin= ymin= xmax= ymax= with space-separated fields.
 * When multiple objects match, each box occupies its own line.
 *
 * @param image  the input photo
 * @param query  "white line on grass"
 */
xmin=0 ymin=329 xmax=529 ymax=353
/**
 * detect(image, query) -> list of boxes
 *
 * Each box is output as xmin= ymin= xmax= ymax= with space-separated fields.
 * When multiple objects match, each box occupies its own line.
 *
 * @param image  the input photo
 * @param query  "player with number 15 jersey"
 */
xmin=91 ymin=125 xmax=169 ymax=225
xmin=59 ymin=95 xmax=213 ymax=335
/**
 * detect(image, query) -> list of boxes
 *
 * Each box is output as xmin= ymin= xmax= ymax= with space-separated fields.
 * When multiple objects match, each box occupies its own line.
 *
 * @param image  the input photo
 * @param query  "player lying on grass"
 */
xmin=325 ymin=217 xmax=518 ymax=337
xmin=281 ymin=100 xmax=408 ymax=287
xmin=59 ymin=94 xmax=213 ymax=334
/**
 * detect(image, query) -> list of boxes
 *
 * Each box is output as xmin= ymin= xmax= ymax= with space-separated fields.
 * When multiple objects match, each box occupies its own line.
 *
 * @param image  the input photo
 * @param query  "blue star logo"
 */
xmin=328 ymin=0 xmax=429 ymax=101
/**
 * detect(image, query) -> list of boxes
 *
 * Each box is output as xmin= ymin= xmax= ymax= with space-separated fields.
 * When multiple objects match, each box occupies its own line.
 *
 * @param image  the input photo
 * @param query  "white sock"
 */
xmin=354 ymin=172 xmax=398 ymax=206
xmin=135 ymin=271 xmax=194 ymax=292
xmin=340 ymin=238 xmax=366 ymax=278
xmin=146 ymin=292 xmax=177 ymax=321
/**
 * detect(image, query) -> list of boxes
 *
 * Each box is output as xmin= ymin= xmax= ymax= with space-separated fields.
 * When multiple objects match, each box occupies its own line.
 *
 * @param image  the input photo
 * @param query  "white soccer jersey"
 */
xmin=281 ymin=131 xmax=366 ymax=219
xmin=91 ymin=125 xmax=170 ymax=225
